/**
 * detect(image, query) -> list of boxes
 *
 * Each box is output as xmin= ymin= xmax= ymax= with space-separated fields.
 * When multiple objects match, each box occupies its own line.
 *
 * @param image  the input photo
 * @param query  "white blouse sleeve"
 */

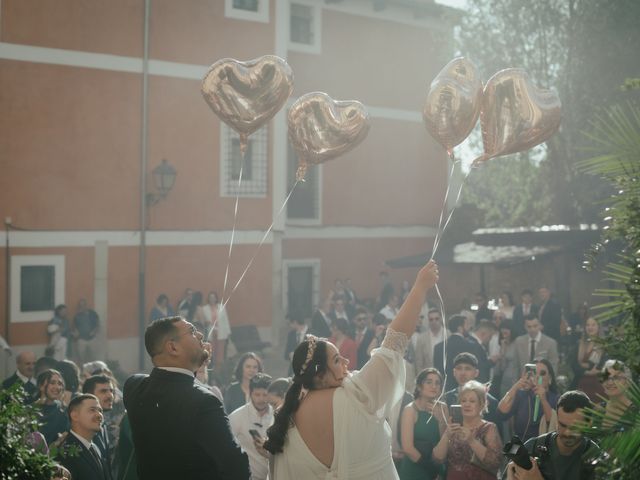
xmin=343 ymin=327 xmax=408 ymax=416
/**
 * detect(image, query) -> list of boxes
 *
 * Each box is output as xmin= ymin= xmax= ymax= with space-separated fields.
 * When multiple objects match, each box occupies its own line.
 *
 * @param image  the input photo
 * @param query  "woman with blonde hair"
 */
xmin=432 ymin=380 xmax=502 ymax=480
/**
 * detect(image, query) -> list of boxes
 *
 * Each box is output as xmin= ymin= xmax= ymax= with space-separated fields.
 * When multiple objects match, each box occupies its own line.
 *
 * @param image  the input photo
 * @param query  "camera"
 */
xmin=524 ymin=363 xmax=537 ymax=378
xmin=503 ymin=436 xmax=533 ymax=470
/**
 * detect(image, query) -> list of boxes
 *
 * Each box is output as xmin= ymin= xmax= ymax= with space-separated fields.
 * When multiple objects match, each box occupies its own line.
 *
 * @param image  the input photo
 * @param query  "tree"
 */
xmin=575 ymin=81 xmax=640 ymax=479
xmin=457 ymin=0 xmax=640 ymax=226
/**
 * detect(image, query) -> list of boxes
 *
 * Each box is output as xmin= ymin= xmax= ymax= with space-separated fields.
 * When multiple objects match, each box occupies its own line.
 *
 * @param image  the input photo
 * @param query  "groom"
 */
xmin=124 ymin=316 xmax=249 ymax=479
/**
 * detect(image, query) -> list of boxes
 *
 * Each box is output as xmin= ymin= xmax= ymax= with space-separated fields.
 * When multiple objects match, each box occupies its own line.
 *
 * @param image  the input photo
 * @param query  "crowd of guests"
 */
xmin=0 ymin=274 xmax=634 ymax=480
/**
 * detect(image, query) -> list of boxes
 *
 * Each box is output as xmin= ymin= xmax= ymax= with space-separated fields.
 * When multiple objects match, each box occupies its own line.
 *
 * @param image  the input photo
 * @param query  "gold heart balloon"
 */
xmin=201 ymin=55 xmax=294 ymax=153
xmin=423 ymin=57 xmax=483 ymax=157
xmin=476 ymin=68 xmax=561 ymax=164
xmin=288 ymin=92 xmax=371 ymax=180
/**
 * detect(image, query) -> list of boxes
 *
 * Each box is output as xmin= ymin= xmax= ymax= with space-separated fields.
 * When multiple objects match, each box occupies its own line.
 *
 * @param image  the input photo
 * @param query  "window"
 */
xmin=11 ymin=255 xmax=65 ymax=323
xmin=225 ymin=0 xmax=269 ymax=23
xmin=233 ymin=0 xmax=258 ymax=11
xmin=287 ymin=141 xmax=321 ymax=222
xmin=283 ymin=260 xmax=320 ymax=320
xmin=289 ymin=2 xmax=322 ymax=53
xmin=20 ymin=266 xmax=55 ymax=312
xmin=220 ymin=124 xmax=268 ymax=197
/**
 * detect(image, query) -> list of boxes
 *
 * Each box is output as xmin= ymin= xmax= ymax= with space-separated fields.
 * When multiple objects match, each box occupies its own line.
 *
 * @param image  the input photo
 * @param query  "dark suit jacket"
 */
xmin=356 ymin=327 xmax=375 ymax=369
xmin=56 ymin=431 xmax=112 ymax=480
xmin=512 ymin=304 xmax=539 ymax=337
xmin=539 ymin=299 xmax=562 ymax=341
xmin=310 ymin=310 xmax=332 ymax=338
xmin=434 ymin=334 xmax=479 ymax=391
xmin=1 ymin=372 xmax=38 ymax=403
xmin=466 ymin=335 xmax=492 ymax=383
xmin=124 ymin=368 xmax=250 ymax=480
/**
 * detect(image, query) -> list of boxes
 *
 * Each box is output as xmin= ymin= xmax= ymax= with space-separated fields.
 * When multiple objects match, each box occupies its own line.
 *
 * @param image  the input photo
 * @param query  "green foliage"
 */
xmin=576 ymin=94 xmax=640 ymax=479
xmin=461 ymin=154 xmax=552 ymax=227
xmin=457 ymin=0 xmax=640 ymax=226
xmin=0 ymin=385 xmax=59 ymax=480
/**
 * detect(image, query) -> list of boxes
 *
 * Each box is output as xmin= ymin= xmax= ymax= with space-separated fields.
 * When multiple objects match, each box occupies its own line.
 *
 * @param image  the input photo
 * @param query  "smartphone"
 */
xmin=524 ymin=363 xmax=536 ymax=377
xmin=248 ymin=429 xmax=261 ymax=440
xmin=450 ymin=404 xmax=463 ymax=424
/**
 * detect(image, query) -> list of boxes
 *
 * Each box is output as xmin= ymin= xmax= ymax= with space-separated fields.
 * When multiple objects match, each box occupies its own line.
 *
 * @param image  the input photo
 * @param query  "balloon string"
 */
xmin=430 ymin=155 xmax=459 ymax=261
xmin=220 ymin=157 xmax=244 ymax=307
xmin=221 ymin=180 xmax=300 ymax=311
xmin=431 ymin=166 xmax=472 ymax=257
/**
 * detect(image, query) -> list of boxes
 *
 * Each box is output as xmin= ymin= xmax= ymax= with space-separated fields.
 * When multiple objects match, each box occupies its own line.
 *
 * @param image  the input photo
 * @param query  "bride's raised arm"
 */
xmin=347 ymin=261 xmax=439 ymax=414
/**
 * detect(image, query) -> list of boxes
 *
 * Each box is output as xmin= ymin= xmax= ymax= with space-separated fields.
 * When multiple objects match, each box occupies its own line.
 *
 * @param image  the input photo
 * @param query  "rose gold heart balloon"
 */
xmin=202 ymin=55 xmax=294 ymax=153
xmin=476 ymin=68 xmax=561 ymax=164
xmin=288 ymin=92 xmax=371 ymax=180
xmin=423 ymin=57 xmax=483 ymax=157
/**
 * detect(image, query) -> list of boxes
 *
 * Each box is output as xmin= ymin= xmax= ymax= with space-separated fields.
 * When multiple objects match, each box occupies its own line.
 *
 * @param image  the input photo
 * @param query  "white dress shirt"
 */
xmin=228 ymin=402 xmax=274 ymax=480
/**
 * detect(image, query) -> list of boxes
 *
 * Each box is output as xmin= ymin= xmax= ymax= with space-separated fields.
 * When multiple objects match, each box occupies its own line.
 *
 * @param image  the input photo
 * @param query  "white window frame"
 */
xmin=225 ymin=0 xmax=270 ymax=23
xmin=288 ymin=0 xmax=322 ymax=54
xmin=219 ymin=123 xmax=268 ymax=198
xmin=282 ymin=258 xmax=321 ymax=316
xmin=11 ymin=255 xmax=65 ymax=323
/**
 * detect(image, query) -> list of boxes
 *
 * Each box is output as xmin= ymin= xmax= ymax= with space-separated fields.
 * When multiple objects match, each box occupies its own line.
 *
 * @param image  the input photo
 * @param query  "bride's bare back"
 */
xmin=293 ymin=388 xmax=336 ymax=468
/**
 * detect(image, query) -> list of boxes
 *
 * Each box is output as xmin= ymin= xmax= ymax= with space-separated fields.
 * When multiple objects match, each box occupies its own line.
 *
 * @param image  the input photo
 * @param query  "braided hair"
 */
xmin=264 ymin=338 xmax=328 ymax=454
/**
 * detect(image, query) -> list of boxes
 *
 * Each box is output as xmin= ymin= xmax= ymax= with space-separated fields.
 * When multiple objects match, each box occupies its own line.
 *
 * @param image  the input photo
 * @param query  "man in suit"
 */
xmin=124 ymin=316 xmax=249 ymax=480
xmin=467 ymin=320 xmax=497 ymax=383
xmin=2 ymin=351 xmax=38 ymax=403
xmin=353 ymin=307 xmax=375 ymax=369
xmin=444 ymin=353 xmax=502 ymax=425
xmin=512 ymin=289 xmax=539 ymax=337
xmin=82 ymin=374 xmax=115 ymax=474
xmin=538 ymin=286 xmax=563 ymax=341
xmin=56 ymin=394 xmax=112 ymax=480
xmin=310 ymin=298 xmax=333 ymax=338
xmin=284 ymin=315 xmax=308 ymax=374
xmin=434 ymin=314 xmax=475 ymax=391
xmin=414 ymin=308 xmax=449 ymax=373
xmin=514 ymin=314 xmax=559 ymax=373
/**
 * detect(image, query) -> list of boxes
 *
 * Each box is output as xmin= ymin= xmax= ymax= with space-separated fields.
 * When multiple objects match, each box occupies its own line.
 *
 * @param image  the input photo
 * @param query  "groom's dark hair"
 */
xmin=145 ymin=316 xmax=182 ymax=357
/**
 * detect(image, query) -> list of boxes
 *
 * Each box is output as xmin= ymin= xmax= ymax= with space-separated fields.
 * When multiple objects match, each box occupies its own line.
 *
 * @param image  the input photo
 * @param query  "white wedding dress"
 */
xmin=269 ymin=328 xmax=408 ymax=479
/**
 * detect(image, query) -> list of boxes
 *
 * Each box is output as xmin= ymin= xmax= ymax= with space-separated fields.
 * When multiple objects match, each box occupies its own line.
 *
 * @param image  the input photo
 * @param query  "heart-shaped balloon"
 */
xmin=202 ymin=55 xmax=294 ymax=153
xmin=476 ymin=68 xmax=561 ymax=164
xmin=423 ymin=57 xmax=483 ymax=157
xmin=288 ymin=92 xmax=371 ymax=180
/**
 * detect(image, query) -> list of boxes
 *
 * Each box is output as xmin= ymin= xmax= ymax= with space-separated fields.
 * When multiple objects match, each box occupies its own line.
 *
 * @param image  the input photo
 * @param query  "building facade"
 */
xmin=0 ymin=0 xmax=457 ymax=373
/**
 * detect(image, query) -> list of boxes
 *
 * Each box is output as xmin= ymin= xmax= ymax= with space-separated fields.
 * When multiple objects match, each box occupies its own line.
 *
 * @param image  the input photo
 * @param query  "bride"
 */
xmin=264 ymin=261 xmax=439 ymax=479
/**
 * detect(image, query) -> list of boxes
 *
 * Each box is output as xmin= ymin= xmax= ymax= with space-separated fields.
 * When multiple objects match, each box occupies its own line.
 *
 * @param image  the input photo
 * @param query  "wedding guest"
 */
xmin=432 ymin=380 xmax=503 ymax=479
xmin=353 ymin=308 xmax=375 ymax=369
xmin=600 ymin=359 xmax=633 ymax=426
xmin=512 ymin=289 xmax=539 ymax=337
xmin=497 ymin=359 xmax=559 ymax=442
xmin=56 ymin=359 xmax=81 ymax=407
xmin=224 ymin=352 xmax=264 ymax=414
xmin=496 ymin=320 xmax=518 ymax=397
xmin=203 ymin=291 xmax=231 ymax=366
xmin=82 ymin=375 xmax=115 ymax=474
xmin=267 ymin=377 xmax=291 ymax=411
xmin=414 ymin=309 xmax=448 ymax=373
xmin=2 ymin=350 xmax=38 ymax=403
xmin=379 ymin=295 xmax=400 ymax=322
xmin=149 ymin=294 xmax=173 ymax=323
xmin=366 ymin=313 xmax=388 ymax=357
xmin=47 ymin=305 xmax=71 ymax=361
xmin=498 ymin=291 xmax=515 ymax=320
xmin=399 ymin=368 xmax=447 ymax=480
xmin=229 ymin=373 xmax=274 ymax=480
xmin=72 ymin=299 xmax=100 ymax=364
xmin=35 ymin=369 xmax=69 ymax=444
xmin=572 ymin=317 xmax=606 ymax=402
xmin=56 ymin=394 xmax=112 ymax=480
xmin=329 ymin=318 xmax=357 ymax=370
xmin=187 ymin=291 xmax=207 ymax=335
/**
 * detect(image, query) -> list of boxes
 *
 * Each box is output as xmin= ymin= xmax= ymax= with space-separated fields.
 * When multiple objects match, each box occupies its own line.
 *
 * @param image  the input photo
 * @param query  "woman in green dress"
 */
xmin=399 ymin=368 xmax=448 ymax=480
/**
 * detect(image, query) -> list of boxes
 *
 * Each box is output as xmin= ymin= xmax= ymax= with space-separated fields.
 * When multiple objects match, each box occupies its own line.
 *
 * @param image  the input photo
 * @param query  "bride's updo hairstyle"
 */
xmin=264 ymin=336 xmax=328 ymax=454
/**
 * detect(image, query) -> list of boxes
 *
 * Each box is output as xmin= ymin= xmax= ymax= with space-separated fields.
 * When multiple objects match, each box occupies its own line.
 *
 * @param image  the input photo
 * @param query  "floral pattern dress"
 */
xmin=445 ymin=421 xmax=502 ymax=480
